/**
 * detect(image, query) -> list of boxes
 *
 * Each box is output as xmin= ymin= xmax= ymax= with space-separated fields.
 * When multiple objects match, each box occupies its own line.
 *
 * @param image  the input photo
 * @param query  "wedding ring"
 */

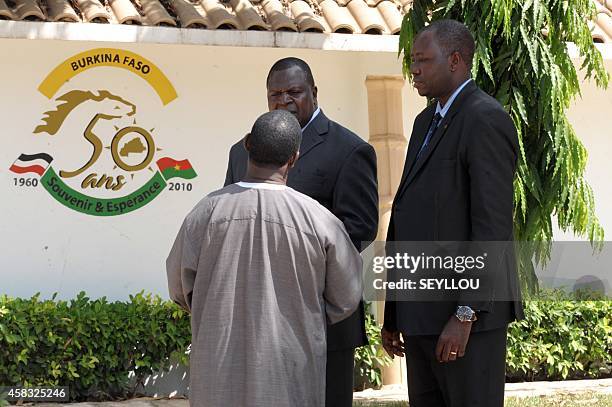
xmin=449 ymin=351 xmax=457 ymax=355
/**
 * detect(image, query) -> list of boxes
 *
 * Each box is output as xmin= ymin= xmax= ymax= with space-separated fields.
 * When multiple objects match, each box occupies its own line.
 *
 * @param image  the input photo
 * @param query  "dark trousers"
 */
xmin=325 ymin=348 xmax=355 ymax=407
xmin=404 ymin=327 xmax=508 ymax=407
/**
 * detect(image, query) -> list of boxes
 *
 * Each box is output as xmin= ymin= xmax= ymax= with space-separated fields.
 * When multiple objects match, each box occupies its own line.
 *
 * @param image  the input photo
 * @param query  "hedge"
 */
xmin=0 ymin=292 xmax=609 ymax=401
xmin=0 ymin=292 xmax=190 ymax=401
xmin=507 ymin=296 xmax=611 ymax=381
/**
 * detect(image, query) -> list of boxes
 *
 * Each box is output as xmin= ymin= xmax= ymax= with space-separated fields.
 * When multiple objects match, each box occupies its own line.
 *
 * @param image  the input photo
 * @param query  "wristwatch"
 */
xmin=455 ymin=305 xmax=477 ymax=322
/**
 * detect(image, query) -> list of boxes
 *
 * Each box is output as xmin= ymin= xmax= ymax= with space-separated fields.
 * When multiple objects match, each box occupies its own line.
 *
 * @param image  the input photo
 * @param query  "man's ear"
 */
xmin=243 ymin=133 xmax=252 ymax=152
xmin=449 ymin=51 xmax=462 ymax=72
xmin=288 ymin=151 xmax=300 ymax=168
xmin=312 ymin=85 xmax=318 ymax=107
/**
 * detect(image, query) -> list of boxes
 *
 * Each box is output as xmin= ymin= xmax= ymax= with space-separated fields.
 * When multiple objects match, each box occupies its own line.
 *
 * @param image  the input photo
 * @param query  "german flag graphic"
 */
xmin=9 ymin=153 xmax=53 ymax=176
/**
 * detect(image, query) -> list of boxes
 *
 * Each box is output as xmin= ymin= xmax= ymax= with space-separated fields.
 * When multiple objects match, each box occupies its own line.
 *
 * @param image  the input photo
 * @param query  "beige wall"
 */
xmin=0 ymin=38 xmax=422 ymax=300
xmin=0 ymin=37 xmax=608 ymax=300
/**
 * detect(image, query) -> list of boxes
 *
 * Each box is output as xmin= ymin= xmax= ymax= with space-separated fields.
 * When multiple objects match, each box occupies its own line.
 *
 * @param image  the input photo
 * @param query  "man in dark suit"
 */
xmin=381 ymin=20 xmax=523 ymax=406
xmin=225 ymin=57 xmax=379 ymax=406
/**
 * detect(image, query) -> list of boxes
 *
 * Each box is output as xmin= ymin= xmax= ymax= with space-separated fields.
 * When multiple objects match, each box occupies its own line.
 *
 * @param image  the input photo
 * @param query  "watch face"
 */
xmin=456 ymin=306 xmax=474 ymax=321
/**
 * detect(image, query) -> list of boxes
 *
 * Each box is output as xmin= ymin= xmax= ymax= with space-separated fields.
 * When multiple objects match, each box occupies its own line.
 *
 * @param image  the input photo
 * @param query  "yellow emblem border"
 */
xmin=37 ymin=48 xmax=177 ymax=105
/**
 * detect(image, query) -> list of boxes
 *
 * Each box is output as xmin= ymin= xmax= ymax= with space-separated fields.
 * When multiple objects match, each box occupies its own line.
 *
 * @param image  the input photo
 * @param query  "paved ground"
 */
xmin=28 ymin=378 xmax=612 ymax=406
xmin=353 ymin=378 xmax=612 ymax=402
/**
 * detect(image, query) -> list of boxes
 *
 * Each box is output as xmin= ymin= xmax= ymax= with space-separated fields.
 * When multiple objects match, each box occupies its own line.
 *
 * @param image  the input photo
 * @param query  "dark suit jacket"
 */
xmin=384 ymin=81 xmax=524 ymax=336
xmin=225 ymin=110 xmax=379 ymax=350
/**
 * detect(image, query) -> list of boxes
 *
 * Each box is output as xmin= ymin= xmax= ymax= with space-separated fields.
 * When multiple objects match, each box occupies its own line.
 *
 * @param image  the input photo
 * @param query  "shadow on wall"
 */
xmin=132 ymin=359 xmax=190 ymax=398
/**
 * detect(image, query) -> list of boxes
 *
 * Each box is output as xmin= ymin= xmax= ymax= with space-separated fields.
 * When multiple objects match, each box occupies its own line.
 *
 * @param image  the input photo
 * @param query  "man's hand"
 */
xmin=435 ymin=316 xmax=472 ymax=363
xmin=381 ymin=327 xmax=405 ymax=358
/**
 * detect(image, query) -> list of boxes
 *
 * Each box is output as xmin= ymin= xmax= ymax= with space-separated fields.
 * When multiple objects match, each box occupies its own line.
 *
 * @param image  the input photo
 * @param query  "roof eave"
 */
xmin=0 ymin=20 xmax=400 ymax=52
xmin=1 ymin=21 xmax=611 ymax=59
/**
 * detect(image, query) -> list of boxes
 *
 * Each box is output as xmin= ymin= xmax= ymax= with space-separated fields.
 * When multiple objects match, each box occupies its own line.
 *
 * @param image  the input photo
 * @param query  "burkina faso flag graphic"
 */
xmin=156 ymin=157 xmax=197 ymax=180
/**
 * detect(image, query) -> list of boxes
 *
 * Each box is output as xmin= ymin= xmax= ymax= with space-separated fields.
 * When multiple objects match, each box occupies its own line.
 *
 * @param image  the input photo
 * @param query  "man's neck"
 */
xmin=242 ymin=176 xmax=285 ymax=185
xmin=438 ymin=76 xmax=471 ymax=108
xmin=242 ymin=161 xmax=288 ymax=185
xmin=302 ymin=106 xmax=321 ymax=131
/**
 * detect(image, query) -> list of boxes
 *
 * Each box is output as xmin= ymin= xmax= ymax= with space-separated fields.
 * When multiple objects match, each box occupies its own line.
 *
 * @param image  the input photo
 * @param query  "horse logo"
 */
xmin=10 ymin=48 xmax=195 ymax=216
xmin=34 ymin=90 xmax=147 ymax=183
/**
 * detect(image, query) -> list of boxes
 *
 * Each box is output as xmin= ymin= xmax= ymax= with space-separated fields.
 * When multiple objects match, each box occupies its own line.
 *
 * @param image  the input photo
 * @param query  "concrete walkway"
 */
xmin=352 ymin=378 xmax=612 ymax=402
xmin=30 ymin=378 xmax=612 ymax=406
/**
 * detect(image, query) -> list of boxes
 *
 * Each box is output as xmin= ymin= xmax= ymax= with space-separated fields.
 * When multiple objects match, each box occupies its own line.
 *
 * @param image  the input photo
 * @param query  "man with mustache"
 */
xmin=225 ymin=57 xmax=379 ymax=406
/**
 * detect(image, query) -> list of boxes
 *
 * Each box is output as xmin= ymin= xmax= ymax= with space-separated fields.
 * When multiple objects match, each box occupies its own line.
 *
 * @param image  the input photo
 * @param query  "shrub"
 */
xmin=507 ymin=294 xmax=611 ymax=381
xmin=0 ymin=292 xmax=190 ymax=401
xmin=0 ymin=292 xmax=609 ymax=401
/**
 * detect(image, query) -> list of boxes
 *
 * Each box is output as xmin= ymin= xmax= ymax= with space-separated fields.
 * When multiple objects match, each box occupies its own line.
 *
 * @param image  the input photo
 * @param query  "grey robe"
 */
xmin=166 ymin=183 xmax=362 ymax=407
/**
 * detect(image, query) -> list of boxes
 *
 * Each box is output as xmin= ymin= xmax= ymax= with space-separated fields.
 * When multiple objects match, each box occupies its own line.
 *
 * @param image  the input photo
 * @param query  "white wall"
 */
xmin=0 ymin=38 xmax=608 ymax=300
xmin=0 ymin=38 xmax=419 ymax=300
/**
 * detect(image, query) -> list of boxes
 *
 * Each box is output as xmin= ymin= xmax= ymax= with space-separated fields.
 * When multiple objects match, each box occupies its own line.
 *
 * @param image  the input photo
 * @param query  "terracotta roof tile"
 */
xmin=46 ymin=0 xmax=80 ymax=22
xmin=261 ymin=0 xmax=297 ymax=31
xmin=376 ymin=0 xmax=401 ymax=34
xmin=0 ymin=0 xmax=608 ymax=41
xmin=364 ymin=0 xmax=384 ymax=7
xmin=0 ymin=0 xmax=16 ymax=20
xmin=15 ymin=0 xmax=45 ymax=20
xmin=597 ymin=0 xmax=611 ymax=13
xmin=109 ymin=0 xmax=142 ymax=23
xmin=75 ymin=0 xmax=110 ymax=22
xmin=230 ymin=0 xmax=267 ymax=29
xmin=398 ymin=0 xmax=410 ymax=13
xmin=347 ymin=0 xmax=386 ymax=34
xmin=140 ymin=0 xmax=176 ymax=26
xmin=589 ymin=0 xmax=611 ymax=42
xmin=594 ymin=0 xmax=612 ymax=41
xmin=170 ymin=0 xmax=207 ymax=28
xmin=289 ymin=0 xmax=325 ymax=32
xmin=200 ymin=0 xmax=238 ymax=29
xmin=320 ymin=0 xmax=359 ymax=33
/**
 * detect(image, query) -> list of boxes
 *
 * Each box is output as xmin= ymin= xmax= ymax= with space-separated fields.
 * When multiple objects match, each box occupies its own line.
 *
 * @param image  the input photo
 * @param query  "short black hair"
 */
xmin=419 ymin=19 xmax=475 ymax=69
xmin=266 ymin=57 xmax=315 ymax=88
xmin=248 ymin=110 xmax=302 ymax=167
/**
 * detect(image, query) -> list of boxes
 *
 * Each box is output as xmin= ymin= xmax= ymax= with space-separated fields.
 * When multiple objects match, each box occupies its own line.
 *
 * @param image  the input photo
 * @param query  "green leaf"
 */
xmin=512 ymin=87 xmax=528 ymax=123
xmin=520 ymin=23 xmax=539 ymax=76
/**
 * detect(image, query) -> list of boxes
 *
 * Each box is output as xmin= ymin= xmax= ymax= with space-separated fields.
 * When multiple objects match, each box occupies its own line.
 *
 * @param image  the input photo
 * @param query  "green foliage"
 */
xmin=399 ymin=1 xmax=609 ymax=293
xmin=0 ymin=292 xmax=190 ymax=401
xmin=354 ymin=297 xmax=610 ymax=387
xmin=354 ymin=303 xmax=393 ymax=390
xmin=1 ymin=293 xmax=609 ymax=400
xmin=506 ymin=293 xmax=612 ymax=381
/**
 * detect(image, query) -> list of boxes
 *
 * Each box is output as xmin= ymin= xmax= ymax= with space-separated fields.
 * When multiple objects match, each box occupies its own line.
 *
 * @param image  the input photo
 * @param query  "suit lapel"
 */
xmin=299 ymin=110 xmax=328 ymax=160
xmin=397 ymin=105 xmax=436 ymax=191
xmin=396 ymin=81 xmax=479 ymax=200
xmin=403 ymin=114 xmax=452 ymax=185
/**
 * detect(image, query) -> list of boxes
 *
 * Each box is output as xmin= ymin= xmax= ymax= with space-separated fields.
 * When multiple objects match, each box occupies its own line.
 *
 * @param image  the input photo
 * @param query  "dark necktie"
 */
xmin=417 ymin=112 xmax=443 ymax=159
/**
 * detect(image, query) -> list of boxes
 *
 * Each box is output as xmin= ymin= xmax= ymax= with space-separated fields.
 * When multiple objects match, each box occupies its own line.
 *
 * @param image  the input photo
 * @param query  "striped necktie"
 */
xmin=417 ymin=112 xmax=443 ymax=159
